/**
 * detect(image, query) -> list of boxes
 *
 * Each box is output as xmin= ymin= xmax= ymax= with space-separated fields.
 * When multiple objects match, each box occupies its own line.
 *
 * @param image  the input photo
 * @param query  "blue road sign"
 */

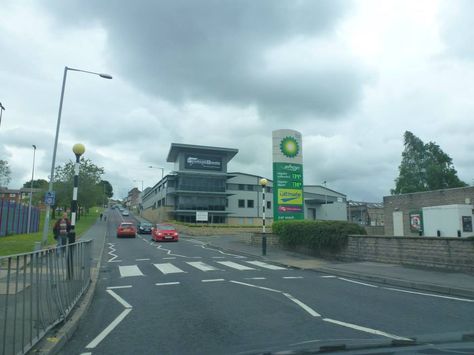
xmin=44 ymin=191 xmax=56 ymax=205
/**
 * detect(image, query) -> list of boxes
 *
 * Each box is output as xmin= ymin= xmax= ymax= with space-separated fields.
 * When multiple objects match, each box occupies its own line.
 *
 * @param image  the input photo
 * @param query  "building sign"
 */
xmin=196 ymin=211 xmax=209 ymax=222
xmin=462 ymin=216 xmax=472 ymax=232
xmin=409 ymin=211 xmax=423 ymax=232
xmin=272 ymin=129 xmax=304 ymax=220
xmin=185 ymin=154 xmax=222 ymax=171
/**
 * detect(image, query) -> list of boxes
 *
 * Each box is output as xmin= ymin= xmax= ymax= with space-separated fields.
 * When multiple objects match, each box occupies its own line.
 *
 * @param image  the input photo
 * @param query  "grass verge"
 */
xmin=0 ymin=207 xmax=102 ymax=257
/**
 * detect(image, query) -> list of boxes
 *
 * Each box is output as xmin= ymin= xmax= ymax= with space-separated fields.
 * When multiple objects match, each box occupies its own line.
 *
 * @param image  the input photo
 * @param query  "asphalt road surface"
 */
xmin=60 ymin=209 xmax=474 ymax=355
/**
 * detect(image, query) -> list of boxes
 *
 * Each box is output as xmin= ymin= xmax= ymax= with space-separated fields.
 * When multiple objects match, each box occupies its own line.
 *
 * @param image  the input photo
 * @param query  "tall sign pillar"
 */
xmin=272 ymin=129 xmax=304 ymax=221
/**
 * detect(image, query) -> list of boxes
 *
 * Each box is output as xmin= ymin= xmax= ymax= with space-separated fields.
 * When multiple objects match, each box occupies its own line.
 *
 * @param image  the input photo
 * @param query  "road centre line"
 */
xmin=86 ymin=309 xmax=132 ymax=349
xmin=136 ymin=258 xmax=150 ymax=261
xmin=107 ymin=285 xmax=132 ymax=290
xmin=106 ymin=289 xmax=133 ymax=308
xmin=320 ymin=275 xmax=336 ymax=278
xmin=283 ymin=276 xmax=304 ymax=279
xmin=323 ymin=318 xmax=411 ymax=341
xmin=156 ymin=282 xmax=180 ymax=286
xmin=338 ymin=277 xmax=378 ymax=288
xmin=80 ymin=353 xmax=92 ymax=355
xmin=282 ymin=293 xmax=320 ymax=317
xmin=230 ymin=280 xmax=281 ymax=293
xmin=382 ymin=287 xmax=474 ymax=302
xmin=202 ymin=279 xmax=225 ymax=282
xmin=108 ymin=260 xmax=122 ymax=263
xmin=162 ymin=257 xmax=176 ymax=260
xmin=245 ymin=277 xmax=266 ymax=280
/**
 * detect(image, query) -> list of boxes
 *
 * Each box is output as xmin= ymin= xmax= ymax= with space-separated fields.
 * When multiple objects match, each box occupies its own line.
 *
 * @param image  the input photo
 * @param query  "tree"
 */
xmin=0 ymin=160 xmax=11 ymax=187
xmin=100 ymin=180 xmax=114 ymax=198
xmin=53 ymin=158 xmax=105 ymax=216
xmin=392 ymin=131 xmax=467 ymax=194
xmin=21 ymin=179 xmax=49 ymax=206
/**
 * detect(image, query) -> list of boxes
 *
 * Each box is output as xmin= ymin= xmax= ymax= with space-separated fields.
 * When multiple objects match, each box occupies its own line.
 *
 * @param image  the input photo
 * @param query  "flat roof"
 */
xmin=166 ymin=143 xmax=238 ymax=162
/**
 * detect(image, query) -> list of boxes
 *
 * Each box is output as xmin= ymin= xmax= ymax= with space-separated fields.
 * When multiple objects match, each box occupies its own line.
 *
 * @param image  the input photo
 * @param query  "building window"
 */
xmin=267 ymin=201 xmax=271 ymax=209
xmin=247 ymin=185 xmax=254 ymax=191
xmin=266 ymin=186 xmax=272 ymax=193
xmin=238 ymin=184 xmax=245 ymax=190
xmin=238 ymin=199 xmax=245 ymax=208
xmin=247 ymin=200 xmax=254 ymax=208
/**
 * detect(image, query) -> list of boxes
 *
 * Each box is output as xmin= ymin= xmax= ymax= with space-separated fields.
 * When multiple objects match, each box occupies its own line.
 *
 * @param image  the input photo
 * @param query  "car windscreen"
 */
xmin=157 ymin=225 xmax=175 ymax=230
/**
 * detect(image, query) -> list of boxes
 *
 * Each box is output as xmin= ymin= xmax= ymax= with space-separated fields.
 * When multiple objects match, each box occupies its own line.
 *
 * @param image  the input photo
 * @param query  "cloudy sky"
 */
xmin=1 ymin=0 xmax=474 ymax=201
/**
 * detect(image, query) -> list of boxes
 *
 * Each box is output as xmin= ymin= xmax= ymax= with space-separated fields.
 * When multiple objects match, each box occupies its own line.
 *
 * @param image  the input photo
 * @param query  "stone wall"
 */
xmin=252 ymin=233 xmax=474 ymax=273
xmin=384 ymin=186 xmax=474 ymax=237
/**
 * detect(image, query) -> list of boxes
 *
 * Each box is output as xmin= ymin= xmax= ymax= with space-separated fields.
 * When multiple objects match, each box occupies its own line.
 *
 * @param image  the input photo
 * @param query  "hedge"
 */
xmin=272 ymin=220 xmax=366 ymax=252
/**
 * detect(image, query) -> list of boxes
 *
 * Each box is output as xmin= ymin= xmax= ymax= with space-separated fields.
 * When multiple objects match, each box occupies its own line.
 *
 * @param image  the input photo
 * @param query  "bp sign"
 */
xmin=272 ymin=129 xmax=304 ymax=220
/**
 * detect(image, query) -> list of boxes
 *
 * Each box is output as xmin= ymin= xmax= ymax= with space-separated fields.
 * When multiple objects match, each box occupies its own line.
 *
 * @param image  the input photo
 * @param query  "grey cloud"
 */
xmin=43 ymin=0 xmax=366 ymax=120
xmin=440 ymin=0 xmax=474 ymax=60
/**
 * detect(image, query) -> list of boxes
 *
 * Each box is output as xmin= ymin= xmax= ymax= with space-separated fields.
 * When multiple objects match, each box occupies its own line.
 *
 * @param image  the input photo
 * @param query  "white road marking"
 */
xmin=201 ymin=279 xmax=225 ymax=282
xmin=245 ymin=277 xmax=266 ymax=280
xmin=230 ymin=280 xmax=281 ymax=293
xmin=323 ymin=318 xmax=411 ymax=341
xmin=338 ymin=277 xmax=378 ymax=288
xmin=383 ymin=287 xmax=474 ymax=302
xmin=199 ymin=244 xmax=247 ymax=258
xmin=108 ymin=260 xmax=122 ymax=263
xmin=107 ymin=285 xmax=132 ymax=290
xmin=283 ymin=276 xmax=304 ymax=279
xmin=106 ymin=289 xmax=133 ymax=308
xmin=136 ymin=258 xmax=150 ymax=261
xmin=107 ymin=243 xmax=118 ymax=263
xmin=282 ymin=293 xmax=320 ymax=317
xmin=118 ymin=265 xmax=144 ymax=278
xmin=80 ymin=353 xmax=92 ymax=355
xmin=156 ymin=244 xmax=190 ymax=258
xmin=86 ymin=309 xmax=132 ymax=349
xmin=162 ymin=257 xmax=176 ymax=260
xmin=245 ymin=260 xmax=287 ymax=270
xmin=320 ymin=275 xmax=336 ymax=278
xmin=217 ymin=261 xmax=255 ymax=271
xmin=154 ymin=263 xmax=185 ymax=274
xmin=186 ymin=261 xmax=219 ymax=271
xmin=156 ymin=282 xmax=180 ymax=286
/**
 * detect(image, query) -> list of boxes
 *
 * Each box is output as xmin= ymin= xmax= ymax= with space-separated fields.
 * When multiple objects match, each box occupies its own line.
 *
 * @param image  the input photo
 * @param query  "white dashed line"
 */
xmin=107 ymin=285 xmax=132 ymax=290
xmin=136 ymin=258 xmax=150 ymax=261
xmin=320 ymin=275 xmax=336 ymax=278
xmin=283 ymin=276 xmax=304 ymax=279
xmin=156 ymin=282 xmax=180 ymax=286
xmin=201 ymin=279 xmax=225 ymax=283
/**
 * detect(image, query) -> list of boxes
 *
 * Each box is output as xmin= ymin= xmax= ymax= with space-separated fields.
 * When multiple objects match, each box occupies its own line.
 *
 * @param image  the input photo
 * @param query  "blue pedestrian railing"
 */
xmin=0 ymin=240 xmax=92 ymax=355
xmin=0 ymin=200 xmax=40 ymax=237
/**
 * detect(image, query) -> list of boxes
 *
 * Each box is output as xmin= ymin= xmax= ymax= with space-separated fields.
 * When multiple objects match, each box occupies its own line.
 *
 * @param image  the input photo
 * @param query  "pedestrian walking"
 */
xmin=100 ymin=213 xmax=103 ymax=221
xmin=53 ymin=212 xmax=71 ymax=255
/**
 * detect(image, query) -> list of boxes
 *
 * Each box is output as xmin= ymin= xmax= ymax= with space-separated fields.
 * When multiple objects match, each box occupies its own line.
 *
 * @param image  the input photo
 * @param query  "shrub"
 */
xmin=272 ymin=220 xmax=366 ymax=253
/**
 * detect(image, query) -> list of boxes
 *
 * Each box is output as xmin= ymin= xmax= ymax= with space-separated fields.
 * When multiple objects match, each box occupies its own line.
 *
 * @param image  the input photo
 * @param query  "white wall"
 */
xmin=422 ymin=204 xmax=473 ymax=237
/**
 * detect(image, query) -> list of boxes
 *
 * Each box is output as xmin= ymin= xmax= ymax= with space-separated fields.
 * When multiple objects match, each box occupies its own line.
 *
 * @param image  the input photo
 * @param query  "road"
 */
xmin=60 ymin=209 xmax=474 ymax=354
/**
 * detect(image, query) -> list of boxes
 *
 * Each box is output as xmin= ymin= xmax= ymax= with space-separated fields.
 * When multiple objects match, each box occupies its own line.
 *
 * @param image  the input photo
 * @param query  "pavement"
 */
xmin=195 ymin=234 xmax=474 ymax=299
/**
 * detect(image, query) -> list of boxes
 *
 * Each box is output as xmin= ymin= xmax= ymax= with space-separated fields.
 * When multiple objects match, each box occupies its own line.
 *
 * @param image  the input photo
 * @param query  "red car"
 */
xmin=151 ymin=224 xmax=179 ymax=242
xmin=117 ymin=222 xmax=137 ymax=238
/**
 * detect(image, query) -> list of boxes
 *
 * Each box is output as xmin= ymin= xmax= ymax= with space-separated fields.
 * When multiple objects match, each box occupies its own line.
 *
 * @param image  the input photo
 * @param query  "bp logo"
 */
xmin=280 ymin=136 xmax=299 ymax=158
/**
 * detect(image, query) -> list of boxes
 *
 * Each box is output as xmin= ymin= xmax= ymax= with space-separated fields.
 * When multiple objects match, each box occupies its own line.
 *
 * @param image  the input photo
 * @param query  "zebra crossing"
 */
xmin=118 ymin=259 xmax=287 ymax=277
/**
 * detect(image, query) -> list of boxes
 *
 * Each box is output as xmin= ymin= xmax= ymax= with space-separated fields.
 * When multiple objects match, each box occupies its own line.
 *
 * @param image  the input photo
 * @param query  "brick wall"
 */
xmin=384 ymin=186 xmax=474 ymax=236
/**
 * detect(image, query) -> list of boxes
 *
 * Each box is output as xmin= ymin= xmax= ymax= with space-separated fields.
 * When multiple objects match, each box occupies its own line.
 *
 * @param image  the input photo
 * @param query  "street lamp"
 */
xmin=259 ymin=178 xmax=268 ymax=256
xmin=27 ymin=145 xmax=37 ymax=234
xmin=0 ymin=102 xmax=5 ymax=127
xmin=148 ymin=165 xmax=164 ymax=179
xmin=41 ymin=66 xmax=112 ymax=247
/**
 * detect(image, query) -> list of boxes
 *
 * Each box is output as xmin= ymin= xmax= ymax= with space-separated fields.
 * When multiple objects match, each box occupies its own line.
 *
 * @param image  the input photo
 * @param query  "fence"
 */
xmin=0 ymin=200 xmax=40 ymax=237
xmin=0 ymin=240 xmax=92 ymax=355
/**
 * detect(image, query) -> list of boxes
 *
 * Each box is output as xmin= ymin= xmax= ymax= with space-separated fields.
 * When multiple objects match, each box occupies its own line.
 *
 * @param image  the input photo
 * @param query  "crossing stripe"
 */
xmin=217 ymin=261 xmax=255 ymax=271
xmin=154 ymin=263 xmax=185 ymax=274
xmin=246 ymin=260 xmax=286 ymax=270
xmin=186 ymin=261 xmax=219 ymax=271
xmin=119 ymin=265 xmax=144 ymax=277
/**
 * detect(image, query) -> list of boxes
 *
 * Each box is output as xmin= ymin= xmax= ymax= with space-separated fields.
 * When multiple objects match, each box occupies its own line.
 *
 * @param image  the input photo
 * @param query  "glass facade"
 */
xmin=175 ymin=196 xmax=226 ymax=211
xmin=177 ymin=176 xmax=226 ymax=192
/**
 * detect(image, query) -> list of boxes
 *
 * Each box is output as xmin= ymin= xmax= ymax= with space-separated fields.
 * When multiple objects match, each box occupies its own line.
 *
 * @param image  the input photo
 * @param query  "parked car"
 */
xmin=122 ymin=210 xmax=130 ymax=216
xmin=137 ymin=222 xmax=152 ymax=234
xmin=117 ymin=222 xmax=137 ymax=238
xmin=151 ymin=224 xmax=179 ymax=242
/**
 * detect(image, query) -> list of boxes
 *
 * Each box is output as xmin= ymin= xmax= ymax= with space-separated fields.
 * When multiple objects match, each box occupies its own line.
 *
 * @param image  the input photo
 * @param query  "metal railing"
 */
xmin=0 ymin=240 xmax=92 ymax=355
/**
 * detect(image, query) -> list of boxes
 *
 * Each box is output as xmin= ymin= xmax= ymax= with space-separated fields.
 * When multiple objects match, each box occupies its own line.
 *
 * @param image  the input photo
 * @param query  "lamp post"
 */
xmin=148 ymin=165 xmax=164 ymax=179
xmin=41 ymin=66 xmax=112 ymax=247
xmin=0 ymin=102 xmax=5 ymax=127
xmin=259 ymin=178 xmax=268 ymax=256
xmin=27 ymin=145 xmax=37 ymax=234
